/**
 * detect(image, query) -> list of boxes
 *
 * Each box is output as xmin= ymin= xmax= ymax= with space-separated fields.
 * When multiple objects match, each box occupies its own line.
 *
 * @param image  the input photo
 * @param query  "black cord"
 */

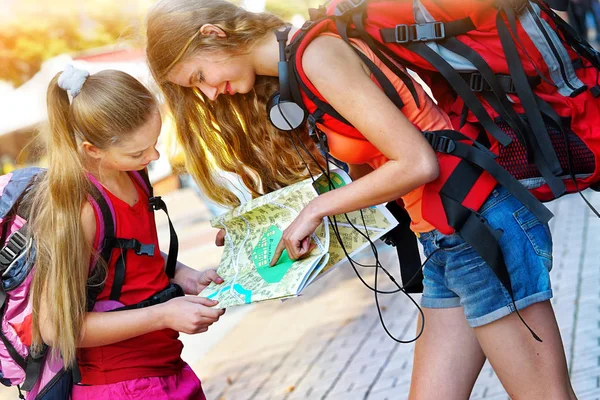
xmin=276 ymin=102 xmax=427 ymax=342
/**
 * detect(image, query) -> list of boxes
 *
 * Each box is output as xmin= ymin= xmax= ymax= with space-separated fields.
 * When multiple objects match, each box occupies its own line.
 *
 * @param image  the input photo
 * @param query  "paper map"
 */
xmin=204 ymin=170 xmax=398 ymax=307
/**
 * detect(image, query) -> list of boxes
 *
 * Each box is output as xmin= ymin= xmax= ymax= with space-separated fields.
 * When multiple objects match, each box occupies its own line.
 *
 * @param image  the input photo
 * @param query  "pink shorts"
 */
xmin=71 ymin=365 xmax=206 ymax=400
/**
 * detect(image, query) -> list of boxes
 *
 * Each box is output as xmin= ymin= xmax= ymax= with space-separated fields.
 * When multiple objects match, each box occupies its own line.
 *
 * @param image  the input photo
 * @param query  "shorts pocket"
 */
xmin=513 ymin=206 xmax=553 ymax=261
xmin=434 ymin=232 xmax=471 ymax=253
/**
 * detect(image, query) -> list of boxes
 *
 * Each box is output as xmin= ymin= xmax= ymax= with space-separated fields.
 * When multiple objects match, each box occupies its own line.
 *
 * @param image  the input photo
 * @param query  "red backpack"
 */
xmin=286 ymin=0 xmax=600 ymax=297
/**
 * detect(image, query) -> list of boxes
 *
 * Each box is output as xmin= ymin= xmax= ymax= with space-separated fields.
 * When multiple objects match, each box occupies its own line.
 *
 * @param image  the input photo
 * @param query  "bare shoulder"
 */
xmin=80 ymin=201 xmax=96 ymax=248
xmin=301 ymin=35 xmax=369 ymax=84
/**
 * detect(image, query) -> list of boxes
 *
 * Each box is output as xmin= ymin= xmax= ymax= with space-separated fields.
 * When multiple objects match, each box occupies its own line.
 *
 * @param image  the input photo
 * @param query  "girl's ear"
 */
xmin=81 ymin=141 xmax=104 ymax=160
xmin=199 ymin=24 xmax=227 ymax=38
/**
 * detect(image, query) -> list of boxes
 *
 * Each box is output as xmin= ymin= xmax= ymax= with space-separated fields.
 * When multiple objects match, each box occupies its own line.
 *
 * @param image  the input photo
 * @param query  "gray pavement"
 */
xmin=182 ymin=189 xmax=600 ymax=400
xmin=0 ymin=188 xmax=598 ymax=399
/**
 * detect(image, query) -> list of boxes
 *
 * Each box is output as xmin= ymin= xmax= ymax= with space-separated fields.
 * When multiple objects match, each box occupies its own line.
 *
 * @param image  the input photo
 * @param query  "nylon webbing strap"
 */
xmin=424 ymin=130 xmax=554 ymax=223
xmin=497 ymin=8 xmax=566 ymax=192
xmin=133 ymin=171 xmax=178 ymax=280
xmin=379 ymin=17 xmax=475 ymax=44
xmin=0 ymin=330 xmax=26 ymax=371
xmin=459 ymin=72 xmax=540 ymax=95
xmin=543 ymin=1 xmax=600 ymax=69
xmin=406 ymin=42 xmax=512 ymax=147
xmin=383 ymin=202 xmax=423 ymax=293
xmin=534 ymin=96 xmax=600 ymax=218
xmin=110 ymin=283 xmax=184 ymax=312
xmin=104 ymin=238 xmax=155 ymax=301
xmin=335 ymin=15 xmax=405 ymax=111
xmin=21 ymin=349 xmax=46 ymax=391
xmin=442 ymin=37 xmax=532 ymax=151
xmin=148 ymin=196 xmax=178 ymax=279
xmin=350 ymin=12 xmax=420 ymax=107
xmin=441 ymin=195 xmax=514 ymax=297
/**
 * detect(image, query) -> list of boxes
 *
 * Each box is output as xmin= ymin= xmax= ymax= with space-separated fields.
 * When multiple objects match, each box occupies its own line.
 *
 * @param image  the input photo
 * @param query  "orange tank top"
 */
xmin=316 ymin=33 xmax=453 ymax=233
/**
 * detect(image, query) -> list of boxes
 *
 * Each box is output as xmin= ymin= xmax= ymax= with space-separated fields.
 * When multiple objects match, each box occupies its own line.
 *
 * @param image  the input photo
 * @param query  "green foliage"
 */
xmin=0 ymin=0 xmax=325 ymax=87
xmin=0 ymin=1 xmax=149 ymax=87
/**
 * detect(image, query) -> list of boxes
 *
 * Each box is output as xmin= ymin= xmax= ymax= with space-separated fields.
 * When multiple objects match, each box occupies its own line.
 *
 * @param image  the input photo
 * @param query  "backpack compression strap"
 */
xmin=373 ymin=0 xmax=568 ymax=198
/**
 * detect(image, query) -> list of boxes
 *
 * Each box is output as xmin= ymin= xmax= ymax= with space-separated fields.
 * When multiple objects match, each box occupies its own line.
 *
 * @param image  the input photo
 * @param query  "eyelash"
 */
xmin=196 ymin=71 xmax=204 ymax=83
xmin=132 ymin=153 xmax=144 ymax=159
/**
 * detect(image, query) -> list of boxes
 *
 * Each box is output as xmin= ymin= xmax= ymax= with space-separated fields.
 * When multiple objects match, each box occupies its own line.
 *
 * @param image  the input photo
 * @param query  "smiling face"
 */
xmin=167 ymin=51 xmax=256 ymax=101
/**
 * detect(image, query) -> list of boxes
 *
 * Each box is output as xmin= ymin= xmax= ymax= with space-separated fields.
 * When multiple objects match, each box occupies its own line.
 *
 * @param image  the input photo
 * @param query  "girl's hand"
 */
xmin=174 ymin=267 xmax=224 ymax=295
xmin=270 ymin=202 xmax=323 ymax=265
xmin=159 ymin=296 xmax=225 ymax=334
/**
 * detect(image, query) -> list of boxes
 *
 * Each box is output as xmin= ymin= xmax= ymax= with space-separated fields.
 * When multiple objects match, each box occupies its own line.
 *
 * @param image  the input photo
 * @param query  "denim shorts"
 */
xmin=418 ymin=185 xmax=553 ymax=327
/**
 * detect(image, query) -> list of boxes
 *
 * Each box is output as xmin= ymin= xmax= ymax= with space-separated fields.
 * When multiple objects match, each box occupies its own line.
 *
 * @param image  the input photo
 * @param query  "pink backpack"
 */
xmin=0 ymin=168 xmax=181 ymax=399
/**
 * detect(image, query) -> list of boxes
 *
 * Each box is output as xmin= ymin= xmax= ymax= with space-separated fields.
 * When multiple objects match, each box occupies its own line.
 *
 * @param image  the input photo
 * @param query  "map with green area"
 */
xmin=203 ymin=169 xmax=397 ymax=307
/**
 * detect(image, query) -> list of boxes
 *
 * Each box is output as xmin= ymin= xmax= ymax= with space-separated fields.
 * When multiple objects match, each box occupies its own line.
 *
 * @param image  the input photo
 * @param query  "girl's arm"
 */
xmin=78 ymin=295 xmax=222 ymax=347
xmin=302 ymin=35 xmax=439 ymax=213
xmin=272 ymin=35 xmax=438 ymax=262
xmin=38 ymin=202 xmax=225 ymax=348
xmin=348 ymin=163 xmax=374 ymax=181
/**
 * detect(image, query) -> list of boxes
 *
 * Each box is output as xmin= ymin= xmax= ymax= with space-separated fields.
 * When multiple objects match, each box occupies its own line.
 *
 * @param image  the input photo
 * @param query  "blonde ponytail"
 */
xmin=30 ymin=70 xmax=157 ymax=366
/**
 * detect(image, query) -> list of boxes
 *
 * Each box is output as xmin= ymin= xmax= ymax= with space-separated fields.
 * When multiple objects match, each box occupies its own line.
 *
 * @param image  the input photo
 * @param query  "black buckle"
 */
xmin=106 ymin=237 xmax=155 ymax=257
xmin=469 ymin=73 xmax=486 ymax=92
xmin=133 ymin=240 xmax=155 ymax=256
xmin=395 ymin=22 xmax=445 ymax=43
xmin=424 ymin=131 xmax=456 ymax=154
xmin=497 ymin=74 xmax=517 ymax=94
xmin=334 ymin=0 xmax=365 ymax=17
xmin=0 ymin=230 xmax=28 ymax=268
xmin=395 ymin=24 xmax=410 ymax=43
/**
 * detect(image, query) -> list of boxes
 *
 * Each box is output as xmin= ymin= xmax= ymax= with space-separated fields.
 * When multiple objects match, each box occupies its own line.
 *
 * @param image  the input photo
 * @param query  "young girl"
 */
xmin=145 ymin=1 xmax=576 ymax=399
xmin=28 ymin=66 xmax=225 ymax=399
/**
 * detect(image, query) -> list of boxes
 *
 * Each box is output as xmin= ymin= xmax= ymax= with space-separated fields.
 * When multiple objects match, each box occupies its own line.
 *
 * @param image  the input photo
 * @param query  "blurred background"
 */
xmin=2 ymin=1 xmax=600 ymax=400
xmin=0 ymin=0 xmax=322 ymax=202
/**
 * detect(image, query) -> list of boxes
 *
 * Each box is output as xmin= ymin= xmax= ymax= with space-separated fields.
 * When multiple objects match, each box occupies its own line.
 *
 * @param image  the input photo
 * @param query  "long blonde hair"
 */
xmin=29 ymin=70 xmax=157 ymax=366
xmin=146 ymin=0 xmax=324 ymax=207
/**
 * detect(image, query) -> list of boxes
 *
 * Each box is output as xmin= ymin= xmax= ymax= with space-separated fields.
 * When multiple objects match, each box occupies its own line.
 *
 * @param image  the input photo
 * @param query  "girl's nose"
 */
xmin=148 ymin=147 xmax=160 ymax=162
xmin=199 ymin=83 xmax=219 ymax=101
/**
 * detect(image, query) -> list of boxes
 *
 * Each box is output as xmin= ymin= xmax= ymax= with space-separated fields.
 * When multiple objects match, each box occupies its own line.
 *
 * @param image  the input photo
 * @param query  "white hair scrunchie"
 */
xmin=58 ymin=65 xmax=90 ymax=99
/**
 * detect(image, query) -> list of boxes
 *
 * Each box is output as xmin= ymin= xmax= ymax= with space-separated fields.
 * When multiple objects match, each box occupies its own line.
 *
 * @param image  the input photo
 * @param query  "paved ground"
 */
xmin=180 ymin=189 xmax=600 ymax=400
xmin=1 ymin=188 xmax=598 ymax=399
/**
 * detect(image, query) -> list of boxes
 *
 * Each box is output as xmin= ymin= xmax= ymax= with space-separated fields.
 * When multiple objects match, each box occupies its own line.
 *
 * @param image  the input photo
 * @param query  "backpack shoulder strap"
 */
xmin=85 ymin=174 xmax=116 ymax=311
xmin=129 ymin=169 xmax=153 ymax=198
xmin=128 ymin=169 xmax=179 ymax=279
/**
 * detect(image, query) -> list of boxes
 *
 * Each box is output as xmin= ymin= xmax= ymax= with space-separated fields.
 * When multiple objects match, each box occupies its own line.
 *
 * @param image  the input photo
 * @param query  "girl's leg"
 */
xmin=474 ymin=301 xmax=576 ymax=400
xmin=409 ymin=307 xmax=486 ymax=400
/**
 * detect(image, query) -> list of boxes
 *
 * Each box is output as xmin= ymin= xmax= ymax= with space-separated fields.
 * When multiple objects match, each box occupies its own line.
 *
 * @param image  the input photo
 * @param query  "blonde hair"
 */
xmin=146 ymin=0 xmax=324 ymax=208
xmin=29 ymin=70 xmax=157 ymax=366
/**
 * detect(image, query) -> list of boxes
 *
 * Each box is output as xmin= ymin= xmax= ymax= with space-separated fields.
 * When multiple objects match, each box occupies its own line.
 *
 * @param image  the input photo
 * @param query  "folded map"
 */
xmin=204 ymin=169 xmax=398 ymax=307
